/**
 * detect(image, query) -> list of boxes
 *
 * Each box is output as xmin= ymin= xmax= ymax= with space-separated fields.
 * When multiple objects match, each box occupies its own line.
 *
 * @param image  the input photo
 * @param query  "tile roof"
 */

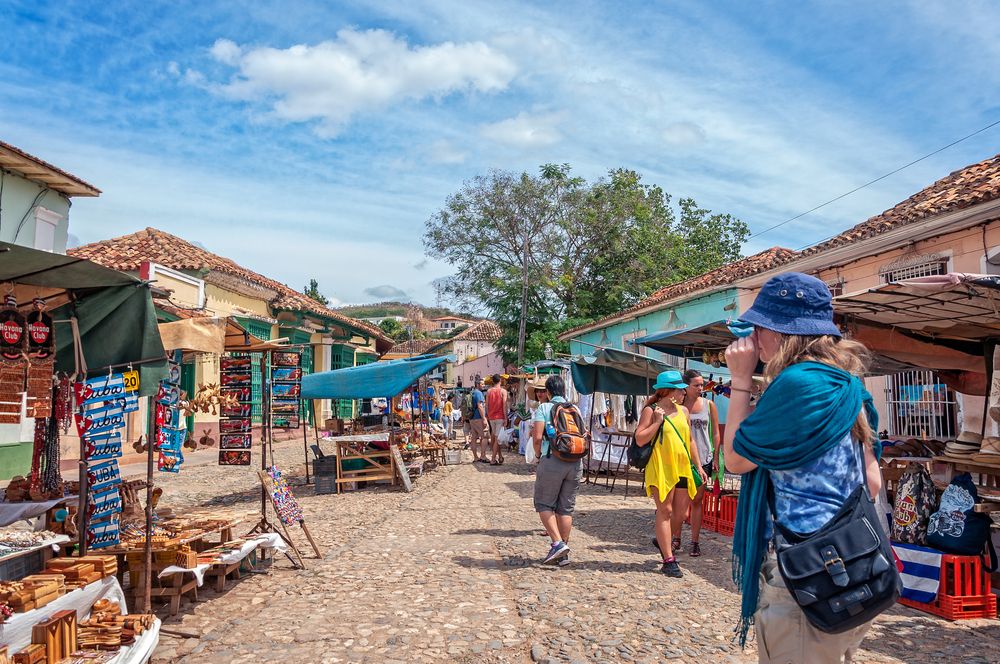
xmin=0 ymin=140 xmax=100 ymax=197
xmin=801 ymin=152 xmax=1000 ymax=257
xmin=451 ymin=320 xmax=502 ymax=342
xmin=68 ymin=227 xmax=391 ymax=347
xmin=386 ymin=338 xmax=448 ymax=356
xmin=559 ymin=247 xmax=797 ymax=339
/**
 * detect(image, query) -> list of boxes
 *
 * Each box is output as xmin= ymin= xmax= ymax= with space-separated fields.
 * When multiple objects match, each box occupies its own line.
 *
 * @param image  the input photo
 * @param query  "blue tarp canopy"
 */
xmin=571 ymin=348 xmax=671 ymax=396
xmin=301 ymin=354 xmax=452 ymax=400
xmin=634 ymin=321 xmax=739 ymax=358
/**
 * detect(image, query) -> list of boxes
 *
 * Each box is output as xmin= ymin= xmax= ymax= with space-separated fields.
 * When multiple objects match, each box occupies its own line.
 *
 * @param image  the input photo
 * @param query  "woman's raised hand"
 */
xmin=725 ymin=336 xmax=759 ymax=383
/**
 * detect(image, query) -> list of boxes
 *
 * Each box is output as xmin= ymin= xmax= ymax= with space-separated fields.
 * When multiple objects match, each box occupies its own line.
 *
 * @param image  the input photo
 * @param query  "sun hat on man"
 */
xmin=652 ymin=370 xmax=688 ymax=391
xmin=739 ymin=272 xmax=842 ymax=337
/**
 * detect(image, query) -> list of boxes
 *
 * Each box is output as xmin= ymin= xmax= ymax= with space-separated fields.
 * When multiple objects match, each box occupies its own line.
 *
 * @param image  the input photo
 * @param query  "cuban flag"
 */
xmin=892 ymin=542 xmax=942 ymax=603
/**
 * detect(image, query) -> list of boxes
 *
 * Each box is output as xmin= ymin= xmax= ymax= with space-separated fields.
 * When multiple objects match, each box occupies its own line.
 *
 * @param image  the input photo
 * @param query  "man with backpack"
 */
xmin=532 ymin=375 xmax=590 ymax=566
xmin=468 ymin=379 xmax=488 ymax=463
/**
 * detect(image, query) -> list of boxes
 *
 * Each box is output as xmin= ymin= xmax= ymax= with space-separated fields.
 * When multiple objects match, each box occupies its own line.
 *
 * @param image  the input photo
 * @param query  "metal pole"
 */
xmin=260 ymin=352 xmax=269 ymax=520
xmin=142 ymin=396 xmax=155 ymax=612
xmin=302 ymin=396 xmax=311 ymax=485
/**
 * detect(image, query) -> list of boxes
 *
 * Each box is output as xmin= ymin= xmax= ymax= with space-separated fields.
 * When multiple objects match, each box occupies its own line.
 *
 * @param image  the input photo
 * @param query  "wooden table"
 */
xmin=333 ymin=439 xmax=396 ymax=493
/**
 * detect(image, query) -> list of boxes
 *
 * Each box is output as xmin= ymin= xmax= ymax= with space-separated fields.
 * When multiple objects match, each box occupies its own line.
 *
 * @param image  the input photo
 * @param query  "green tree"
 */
xmin=424 ymin=165 xmax=749 ymax=364
xmin=303 ymin=278 xmax=330 ymax=306
xmin=378 ymin=318 xmax=405 ymax=340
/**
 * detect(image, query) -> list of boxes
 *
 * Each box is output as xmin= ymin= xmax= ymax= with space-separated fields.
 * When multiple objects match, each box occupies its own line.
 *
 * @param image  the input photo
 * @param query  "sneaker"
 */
xmin=690 ymin=542 xmax=702 ymax=557
xmin=661 ymin=559 xmax=683 ymax=578
xmin=557 ymin=553 xmax=572 ymax=567
xmin=543 ymin=541 xmax=570 ymax=565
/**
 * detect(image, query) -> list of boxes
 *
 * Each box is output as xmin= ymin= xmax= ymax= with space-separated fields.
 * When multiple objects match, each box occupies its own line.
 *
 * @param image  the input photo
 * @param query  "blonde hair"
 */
xmin=763 ymin=334 xmax=873 ymax=445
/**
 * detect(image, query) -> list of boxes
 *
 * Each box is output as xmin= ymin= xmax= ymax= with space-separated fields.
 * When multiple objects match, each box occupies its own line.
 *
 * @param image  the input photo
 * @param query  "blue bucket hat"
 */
xmin=739 ymin=272 xmax=841 ymax=337
xmin=652 ymin=370 xmax=688 ymax=390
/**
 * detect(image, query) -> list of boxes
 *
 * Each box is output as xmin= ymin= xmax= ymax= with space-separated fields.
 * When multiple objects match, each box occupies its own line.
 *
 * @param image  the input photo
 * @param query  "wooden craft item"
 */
xmin=11 ymin=644 xmax=45 ymax=664
xmin=31 ymin=614 xmax=61 ymax=663
xmin=52 ymin=609 xmax=78 ymax=656
xmin=0 ymin=646 xmax=9 ymax=664
xmin=391 ymin=445 xmax=413 ymax=492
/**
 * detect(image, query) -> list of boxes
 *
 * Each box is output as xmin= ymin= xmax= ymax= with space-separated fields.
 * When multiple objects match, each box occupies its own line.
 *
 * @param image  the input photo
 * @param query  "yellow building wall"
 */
xmin=155 ymin=272 xmax=202 ymax=309
xmin=204 ymin=284 xmax=272 ymax=318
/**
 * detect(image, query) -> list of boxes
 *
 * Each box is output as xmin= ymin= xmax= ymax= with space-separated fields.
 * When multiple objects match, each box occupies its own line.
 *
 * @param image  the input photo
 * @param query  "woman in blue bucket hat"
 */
xmin=722 ymin=273 xmax=890 ymax=662
xmin=633 ymin=369 xmax=708 ymax=577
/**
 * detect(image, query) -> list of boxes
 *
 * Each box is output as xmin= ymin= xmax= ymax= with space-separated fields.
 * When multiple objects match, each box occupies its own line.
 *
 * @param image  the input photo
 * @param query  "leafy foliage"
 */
xmin=378 ymin=318 xmax=405 ymax=340
xmin=424 ymin=164 xmax=749 ymax=363
xmin=303 ymin=278 xmax=330 ymax=306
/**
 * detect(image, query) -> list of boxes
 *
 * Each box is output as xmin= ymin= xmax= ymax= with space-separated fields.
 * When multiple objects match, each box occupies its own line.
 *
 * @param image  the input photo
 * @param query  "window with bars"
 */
xmin=879 ymin=257 xmax=949 ymax=284
xmin=884 ymin=370 xmax=957 ymax=440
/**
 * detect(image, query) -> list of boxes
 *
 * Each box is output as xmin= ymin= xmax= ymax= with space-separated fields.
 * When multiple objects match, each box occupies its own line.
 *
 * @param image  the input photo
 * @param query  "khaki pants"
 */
xmin=755 ymin=556 xmax=873 ymax=664
xmin=469 ymin=419 xmax=486 ymax=456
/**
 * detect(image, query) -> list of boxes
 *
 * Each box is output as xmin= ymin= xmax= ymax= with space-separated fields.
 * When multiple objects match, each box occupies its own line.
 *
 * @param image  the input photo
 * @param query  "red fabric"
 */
xmin=486 ymin=387 xmax=506 ymax=421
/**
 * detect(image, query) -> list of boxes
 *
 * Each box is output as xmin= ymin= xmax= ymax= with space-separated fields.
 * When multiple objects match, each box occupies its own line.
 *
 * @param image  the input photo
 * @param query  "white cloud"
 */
xmin=662 ymin=121 xmax=706 ymax=147
xmin=209 ymin=38 xmax=242 ymax=66
xmin=479 ymin=111 xmax=563 ymax=149
xmin=166 ymin=61 xmax=180 ymax=77
xmin=364 ymin=285 xmax=410 ymax=300
xmin=207 ymin=29 xmax=517 ymax=136
xmin=426 ymin=139 xmax=467 ymax=165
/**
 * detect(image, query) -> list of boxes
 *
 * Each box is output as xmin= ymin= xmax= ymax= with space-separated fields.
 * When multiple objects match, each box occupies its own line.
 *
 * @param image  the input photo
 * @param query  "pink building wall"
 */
xmin=454 ymin=352 xmax=505 ymax=387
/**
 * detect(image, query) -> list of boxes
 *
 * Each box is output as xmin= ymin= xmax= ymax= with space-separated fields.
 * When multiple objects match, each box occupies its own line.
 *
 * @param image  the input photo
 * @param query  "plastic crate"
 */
xmin=900 ymin=593 xmax=997 ymax=620
xmin=702 ymin=491 xmax=723 ymax=531
xmin=898 ymin=553 xmax=998 ymax=620
xmin=315 ymin=473 xmax=338 ymax=495
xmin=715 ymin=494 xmax=738 ymax=537
xmin=0 ymin=548 xmax=45 ymax=581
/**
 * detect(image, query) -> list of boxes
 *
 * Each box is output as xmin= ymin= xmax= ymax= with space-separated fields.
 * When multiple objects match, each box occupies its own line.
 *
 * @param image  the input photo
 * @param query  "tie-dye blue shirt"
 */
xmin=770 ymin=433 xmax=863 ymax=535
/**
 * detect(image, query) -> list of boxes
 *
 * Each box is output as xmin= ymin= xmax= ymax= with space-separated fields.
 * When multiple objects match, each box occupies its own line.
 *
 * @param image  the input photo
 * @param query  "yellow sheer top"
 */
xmin=644 ymin=403 xmax=696 ymax=502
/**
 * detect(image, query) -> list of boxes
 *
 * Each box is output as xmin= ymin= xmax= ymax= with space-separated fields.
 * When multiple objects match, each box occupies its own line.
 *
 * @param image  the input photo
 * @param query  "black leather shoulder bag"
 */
xmin=769 ymin=444 xmax=902 ymax=633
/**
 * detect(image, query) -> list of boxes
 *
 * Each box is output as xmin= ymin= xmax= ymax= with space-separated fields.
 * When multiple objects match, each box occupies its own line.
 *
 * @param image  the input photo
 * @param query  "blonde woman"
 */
xmin=634 ymin=370 xmax=707 ymax=577
xmin=723 ymin=273 xmax=887 ymax=662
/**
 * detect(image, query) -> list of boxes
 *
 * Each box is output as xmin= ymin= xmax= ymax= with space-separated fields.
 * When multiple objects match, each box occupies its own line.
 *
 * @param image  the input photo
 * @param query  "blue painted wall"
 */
xmin=567 ymin=289 xmax=738 ymax=422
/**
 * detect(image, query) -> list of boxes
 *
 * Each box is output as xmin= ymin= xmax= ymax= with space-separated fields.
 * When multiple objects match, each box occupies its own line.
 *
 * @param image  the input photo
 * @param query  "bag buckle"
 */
xmin=822 ymin=546 xmax=850 ymax=587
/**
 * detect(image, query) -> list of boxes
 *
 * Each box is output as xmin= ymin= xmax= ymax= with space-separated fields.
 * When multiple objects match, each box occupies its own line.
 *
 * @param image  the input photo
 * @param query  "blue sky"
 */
xmin=1 ymin=1 xmax=998 ymax=306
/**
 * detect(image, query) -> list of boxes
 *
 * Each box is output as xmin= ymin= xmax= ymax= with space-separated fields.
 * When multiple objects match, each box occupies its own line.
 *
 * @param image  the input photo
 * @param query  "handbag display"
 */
xmin=891 ymin=463 xmax=937 ymax=545
xmin=927 ymin=472 xmax=998 ymax=570
xmin=768 ymin=447 xmax=901 ymax=634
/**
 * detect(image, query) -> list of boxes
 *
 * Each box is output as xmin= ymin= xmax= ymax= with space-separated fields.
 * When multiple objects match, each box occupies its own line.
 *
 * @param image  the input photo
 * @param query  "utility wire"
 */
xmin=749 ymin=118 xmax=1000 ymax=243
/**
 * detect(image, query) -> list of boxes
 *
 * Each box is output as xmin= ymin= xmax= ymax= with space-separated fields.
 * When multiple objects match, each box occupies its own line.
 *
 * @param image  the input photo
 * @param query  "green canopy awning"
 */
xmin=1 ymin=242 xmax=166 ymax=394
xmin=571 ymin=348 xmax=672 ymax=396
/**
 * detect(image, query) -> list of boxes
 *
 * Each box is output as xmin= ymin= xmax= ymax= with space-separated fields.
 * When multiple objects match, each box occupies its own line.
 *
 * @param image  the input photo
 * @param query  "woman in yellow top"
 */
xmin=634 ymin=370 xmax=708 ymax=577
xmin=442 ymin=397 xmax=455 ymax=441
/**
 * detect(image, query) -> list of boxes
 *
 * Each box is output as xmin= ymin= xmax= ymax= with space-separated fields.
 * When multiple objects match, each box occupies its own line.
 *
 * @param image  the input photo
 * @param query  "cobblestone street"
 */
xmin=147 ymin=440 xmax=1000 ymax=664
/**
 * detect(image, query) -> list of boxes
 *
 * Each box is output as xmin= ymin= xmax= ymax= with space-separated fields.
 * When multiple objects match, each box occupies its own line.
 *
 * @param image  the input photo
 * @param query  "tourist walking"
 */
xmin=723 ymin=273 xmax=892 ymax=662
xmin=532 ymin=375 xmax=584 ymax=566
xmin=442 ymin=394 xmax=455 ymax=441
xmin=486 ymin=374 xmax=508 ymax=465
xmin=469 ymin=380 xmax=487 ymax=463
xmin=633 ymin=370 xmax=707 ymax=577
xmin=672 ymin=369 xmax=720 ymax=557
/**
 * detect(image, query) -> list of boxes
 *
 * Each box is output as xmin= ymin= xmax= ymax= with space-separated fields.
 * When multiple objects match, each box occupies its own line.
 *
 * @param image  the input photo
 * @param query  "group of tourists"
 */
xmin=523 ymin=272 xmax=898 ymax=663
xmin=444 ymin=374 xmax=511 ymax=465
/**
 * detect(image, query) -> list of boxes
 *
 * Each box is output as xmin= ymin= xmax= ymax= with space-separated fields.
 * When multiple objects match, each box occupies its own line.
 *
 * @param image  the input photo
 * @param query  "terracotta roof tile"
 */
xmin=451 ymin=320 xmax=502 ymax=342
xmin=559 ymin=247 xmax=797 ymax=339
xmin=802 ymin=152 xmax=1000 ymax=256
xmin=68 ymin=227 xmax=390 ymax=346
xmin=386 ymin=338 xmax=447 ymax=356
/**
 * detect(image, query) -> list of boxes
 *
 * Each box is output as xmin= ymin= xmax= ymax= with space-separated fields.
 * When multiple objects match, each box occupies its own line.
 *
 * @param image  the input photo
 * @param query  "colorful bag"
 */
xmin=927 ymin=473 xmax=998 ymax=569
xmin=891 ymin=463 xmax=936 ymax=545
xmin=546 ymin=402 xmax=591 ymax=462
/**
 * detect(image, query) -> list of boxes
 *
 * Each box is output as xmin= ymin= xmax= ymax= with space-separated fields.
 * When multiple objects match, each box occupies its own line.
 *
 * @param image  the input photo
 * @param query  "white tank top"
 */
xmin=688 ymin=399 xmax=712 ymax=463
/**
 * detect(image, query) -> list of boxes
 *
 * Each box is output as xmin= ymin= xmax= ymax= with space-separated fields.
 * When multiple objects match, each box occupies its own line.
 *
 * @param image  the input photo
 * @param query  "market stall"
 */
xmin=832 ymin=273 xmax=1000 ymax=620
xmin=302 ymin=354 xmax=453 ymax=494
xmin=569 ymin=348 xmax=671 ymax=494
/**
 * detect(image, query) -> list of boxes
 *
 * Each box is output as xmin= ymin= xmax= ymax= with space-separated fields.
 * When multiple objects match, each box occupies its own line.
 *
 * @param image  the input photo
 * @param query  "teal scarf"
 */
xmin=730 ymin=361 xmax=879 ymax=647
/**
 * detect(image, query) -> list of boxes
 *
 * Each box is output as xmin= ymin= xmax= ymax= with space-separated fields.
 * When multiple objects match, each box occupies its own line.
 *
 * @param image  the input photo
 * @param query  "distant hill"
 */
xmin=335 ymin=301 xmax=476 ymax=321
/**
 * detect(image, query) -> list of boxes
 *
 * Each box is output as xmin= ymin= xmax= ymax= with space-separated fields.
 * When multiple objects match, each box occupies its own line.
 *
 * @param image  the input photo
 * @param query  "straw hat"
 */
xmin=979 ymin=436 xmax=1000 ymax=455
xmin=527 ymin=376 xmax=548 ymax=396
xmin=956 ymin=431 xmax=984 ymax=446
